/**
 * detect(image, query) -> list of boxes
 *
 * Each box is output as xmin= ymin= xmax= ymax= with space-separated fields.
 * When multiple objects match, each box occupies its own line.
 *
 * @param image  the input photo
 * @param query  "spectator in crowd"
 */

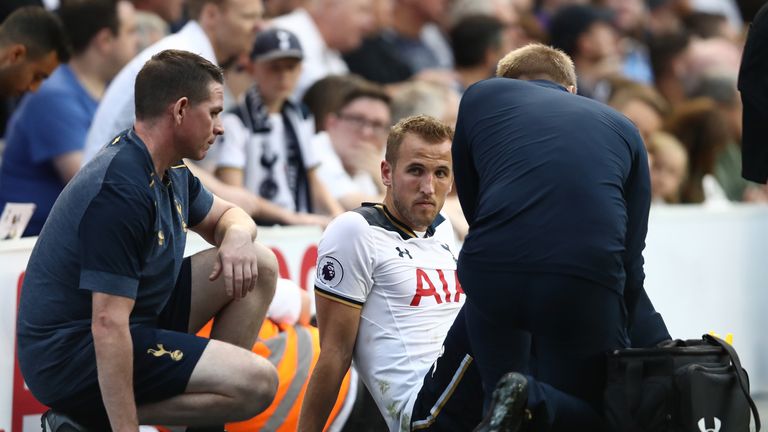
xmin=343 ymin=0 xmax=458 ymax=86
xmin=386 ymin=0 xmax=450 ymax=73
xmin=313 ymin=81 xmax=391 ymax=210
xmin=300 ymin=115 xmax=484 ymax=432
xmin=0 ymin=0 xmax=138 ymax=237
xmin=18 ymin=49 xmax=278 ymax=432
xmin=83 ymin=0 xmax=265 ymax=162
xmin=449 ymin=0 xmax=525 ymax=53
xmin=648 ymin=30 xmax=692 ymax=106
xmin=597 ymin=0 xmax=654 ymax=84
xmin=302 ymin=74 xmax=368 ymax=132
xmin=450 ymin=14 xmax=510 ymax=92
xmin=341 ymin=0 xmax=412 ymax=85
xmin=647 ymin=131 xmax=688 ymax=204
xmin=215 ymin=28 xmax=342 ymax=226
xmin=690 ymin=74 xmax=768 ymax=202
xmin=452 ymin=43 xmax=669 ymax=430
xmin=665 ymin=97 xmax=730 ymax=205
xmin=548 ymin=4 xmax=622 ymax=101
xmin=272 ymin=0 xmax=373 ymax=100
xmin=80 ymin=0 xmax=299 ymax=226
xmin=0 ymin=6 xmax=70 ymax=98
xmin=608 ymin=80 xmax=669 ymax=145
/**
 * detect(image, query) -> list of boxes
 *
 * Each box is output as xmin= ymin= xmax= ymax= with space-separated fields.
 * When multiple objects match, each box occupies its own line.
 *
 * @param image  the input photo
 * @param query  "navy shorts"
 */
xmin=410 ymin=307 xmax=484 ymax=431
xmin=50 ymin=257 xmax=210 ymax=429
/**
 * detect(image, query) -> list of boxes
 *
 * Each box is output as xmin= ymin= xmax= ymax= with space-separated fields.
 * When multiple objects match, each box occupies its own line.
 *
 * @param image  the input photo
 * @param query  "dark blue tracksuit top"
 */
xmin=452 ymin=78 xmax=651 ymax=298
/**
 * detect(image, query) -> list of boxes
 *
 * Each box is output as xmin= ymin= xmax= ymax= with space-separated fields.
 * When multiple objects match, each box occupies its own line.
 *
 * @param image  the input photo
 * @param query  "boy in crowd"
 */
xmin=215 ymin=27 xmax=342 ymax=225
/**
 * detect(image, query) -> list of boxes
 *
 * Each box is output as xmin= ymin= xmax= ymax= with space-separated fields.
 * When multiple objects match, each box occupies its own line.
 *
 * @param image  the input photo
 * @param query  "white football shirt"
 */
xmin=315 ymin=204 xmax=464 ymax=431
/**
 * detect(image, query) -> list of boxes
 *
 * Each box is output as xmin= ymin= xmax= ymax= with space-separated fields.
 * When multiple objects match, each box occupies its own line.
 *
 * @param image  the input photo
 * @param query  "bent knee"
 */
xmin=255 ymin=243 xmax=278 ymax=288
xmin=231 ymin=355 xmax=279 ymax=420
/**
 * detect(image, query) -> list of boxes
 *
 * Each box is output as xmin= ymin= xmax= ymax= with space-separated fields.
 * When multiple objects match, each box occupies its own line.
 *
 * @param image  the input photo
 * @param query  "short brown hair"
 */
xmin=385 ymin=115 xmax=454 ymax=166
xmin=0 ymin=6 xmax=70 ymax=62
xmin=338 ymin=80 xmax=391 ymax=114
xmin=135 ymin=49 xmax=224 ymax=120
xmin=496 ymin=43 xmax=577 ymax=88
xmin=302 ymin=74 xmax=371 ymax=131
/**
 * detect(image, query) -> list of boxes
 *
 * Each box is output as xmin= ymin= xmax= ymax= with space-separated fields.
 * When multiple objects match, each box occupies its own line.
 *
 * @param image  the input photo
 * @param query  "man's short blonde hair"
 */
xmin=496 ymin=43 xmax=577 ymax=88
xmin=386 ymin=115 xmax=454 ymax=167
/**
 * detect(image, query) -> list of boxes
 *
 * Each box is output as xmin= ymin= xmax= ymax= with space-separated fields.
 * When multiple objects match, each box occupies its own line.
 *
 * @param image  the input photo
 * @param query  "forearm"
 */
xmin=93 ymin=322 xmax=138 ymax=431
xmin=214 ymin=206 xmax=258 ymax=246
xmin=299 ymin=352 xmax=351 ymax=432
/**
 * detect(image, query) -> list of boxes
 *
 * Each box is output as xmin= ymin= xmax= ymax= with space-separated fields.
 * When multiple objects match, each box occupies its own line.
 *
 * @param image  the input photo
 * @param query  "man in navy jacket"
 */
xmin=453 ymin=43 xmax=669 ymax=431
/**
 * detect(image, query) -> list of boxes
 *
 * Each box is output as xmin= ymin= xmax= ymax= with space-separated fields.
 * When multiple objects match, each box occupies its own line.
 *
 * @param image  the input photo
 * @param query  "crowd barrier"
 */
xmin=2 ymin=206 xmax=768 ymax=430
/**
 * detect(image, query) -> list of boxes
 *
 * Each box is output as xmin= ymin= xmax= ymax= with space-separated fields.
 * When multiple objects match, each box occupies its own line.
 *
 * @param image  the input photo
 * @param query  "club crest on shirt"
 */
xmin=317 ymin=256 xmax=343 ymax=287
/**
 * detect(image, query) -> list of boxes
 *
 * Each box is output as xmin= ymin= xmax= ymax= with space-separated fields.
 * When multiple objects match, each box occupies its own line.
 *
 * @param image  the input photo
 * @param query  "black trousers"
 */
xmin=458 ymin=266 xmax=633 ymax=432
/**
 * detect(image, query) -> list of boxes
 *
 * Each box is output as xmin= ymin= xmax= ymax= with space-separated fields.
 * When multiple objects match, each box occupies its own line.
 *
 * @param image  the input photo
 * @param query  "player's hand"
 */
xmin=209 ymin=225 xmax=259 ymax=299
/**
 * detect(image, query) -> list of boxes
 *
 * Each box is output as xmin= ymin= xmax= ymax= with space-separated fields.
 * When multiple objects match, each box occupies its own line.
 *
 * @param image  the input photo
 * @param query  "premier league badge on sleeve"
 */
xmin=317 ymin=256 xmax=343 ymax=287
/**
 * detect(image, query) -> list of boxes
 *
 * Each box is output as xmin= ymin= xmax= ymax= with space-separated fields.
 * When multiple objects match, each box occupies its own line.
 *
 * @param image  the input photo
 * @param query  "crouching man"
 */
xmin=17 ymin=49 xmax=278 ymax=432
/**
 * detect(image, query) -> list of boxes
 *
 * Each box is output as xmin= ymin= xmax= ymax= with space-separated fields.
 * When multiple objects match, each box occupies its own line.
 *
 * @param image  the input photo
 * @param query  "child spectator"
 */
xmin=214 ymin=28 xmax=342 ymax=225
xmin=647 ymin=131 xmax=688 ymax=204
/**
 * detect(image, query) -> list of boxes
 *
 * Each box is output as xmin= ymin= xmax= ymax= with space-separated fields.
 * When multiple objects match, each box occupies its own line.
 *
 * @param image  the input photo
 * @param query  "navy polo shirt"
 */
xmin=453 ymin=78 xmax=651 ymax=296
xmin=16 ymin=129 xmax=213 ymax=404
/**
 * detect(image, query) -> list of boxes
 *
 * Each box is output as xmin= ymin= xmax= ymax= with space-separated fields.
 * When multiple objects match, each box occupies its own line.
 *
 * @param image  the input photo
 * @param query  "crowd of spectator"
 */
xmin=0 ymin=0 xmax=765 ymax=240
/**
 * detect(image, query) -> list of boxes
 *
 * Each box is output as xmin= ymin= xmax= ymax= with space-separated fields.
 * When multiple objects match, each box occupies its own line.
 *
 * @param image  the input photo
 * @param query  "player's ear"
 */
xmin=172 ymin=97 xmax=189 ymax=125
xmin=381 ymin=160 xmax=392 ymax=187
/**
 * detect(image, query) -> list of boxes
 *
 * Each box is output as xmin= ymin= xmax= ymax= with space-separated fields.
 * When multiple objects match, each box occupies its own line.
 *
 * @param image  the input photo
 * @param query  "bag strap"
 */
xmin=703 ymin=334 xmax=761 ymax=431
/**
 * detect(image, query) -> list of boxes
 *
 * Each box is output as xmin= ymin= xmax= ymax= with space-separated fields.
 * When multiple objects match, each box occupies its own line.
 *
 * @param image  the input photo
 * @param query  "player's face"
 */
xmin=178 ymin=81 xmax=224 ymax=160
xmin=382 ymin=134 xmax=452 ymax=232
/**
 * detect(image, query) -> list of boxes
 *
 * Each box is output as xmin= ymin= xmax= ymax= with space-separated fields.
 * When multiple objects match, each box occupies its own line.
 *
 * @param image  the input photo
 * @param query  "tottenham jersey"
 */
xmin=315 ymin=203 xmax=464 ymax=431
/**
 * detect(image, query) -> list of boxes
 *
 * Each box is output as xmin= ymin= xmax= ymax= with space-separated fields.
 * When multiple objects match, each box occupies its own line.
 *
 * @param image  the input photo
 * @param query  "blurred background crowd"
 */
xmin=0 ymin=0 xmax=765 ymax=241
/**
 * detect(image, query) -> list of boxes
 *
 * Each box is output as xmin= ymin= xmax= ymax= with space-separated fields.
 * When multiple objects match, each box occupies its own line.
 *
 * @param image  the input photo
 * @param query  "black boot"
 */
xmin=474 ymin=372 xmax=531 ymax=432
xmin=41 ymin=410 xmax=88 ymax=432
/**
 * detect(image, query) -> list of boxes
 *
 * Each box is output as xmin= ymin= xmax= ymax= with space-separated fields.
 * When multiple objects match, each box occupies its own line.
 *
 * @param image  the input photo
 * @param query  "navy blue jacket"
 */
xmin=453 ymin=78 xmax=650 ymax=300
xmin=739 ymin=2 xmax=768 ymax=183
